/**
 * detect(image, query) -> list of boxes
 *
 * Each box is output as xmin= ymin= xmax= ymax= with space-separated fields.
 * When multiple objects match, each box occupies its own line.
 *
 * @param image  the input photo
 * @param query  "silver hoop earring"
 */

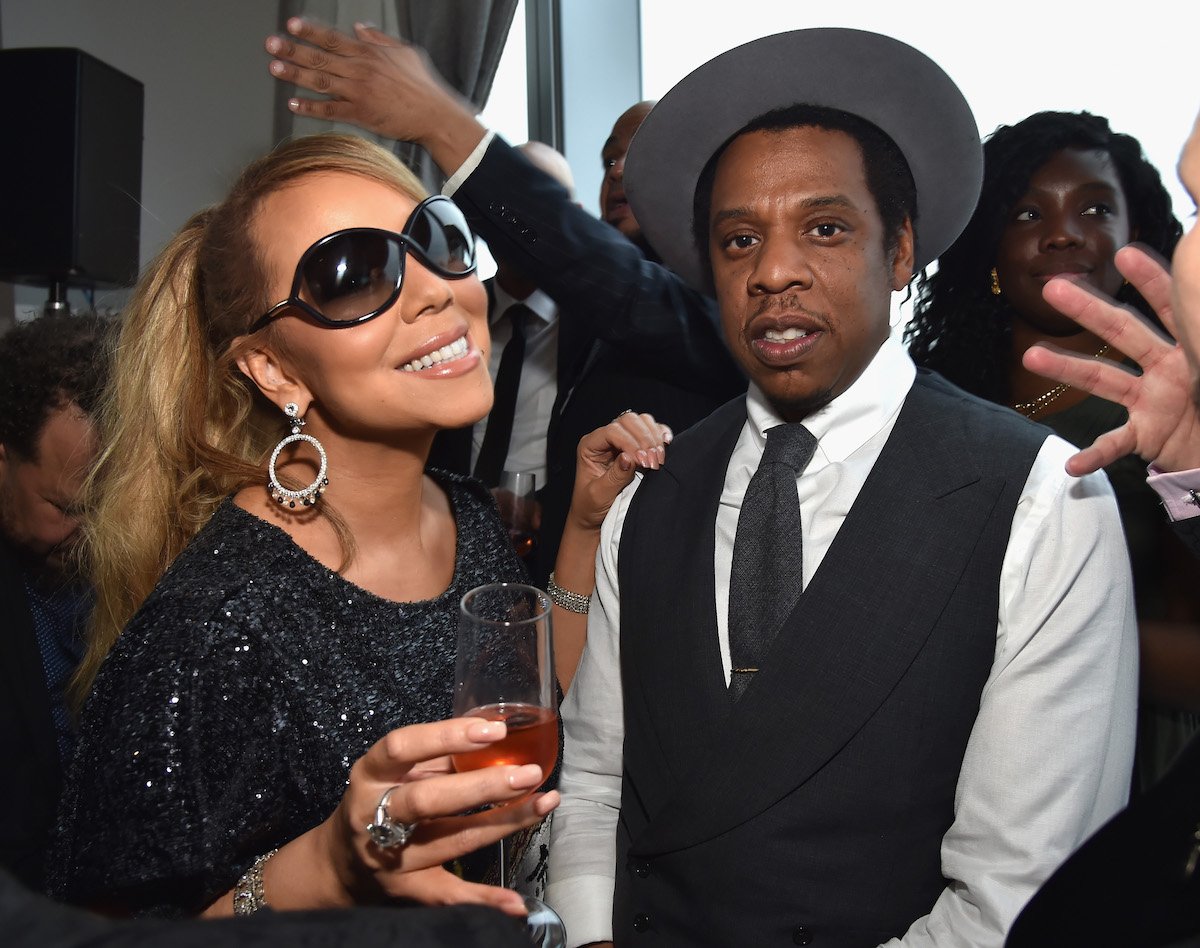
xmin=268 ymin=402 xmax=329 ymax=508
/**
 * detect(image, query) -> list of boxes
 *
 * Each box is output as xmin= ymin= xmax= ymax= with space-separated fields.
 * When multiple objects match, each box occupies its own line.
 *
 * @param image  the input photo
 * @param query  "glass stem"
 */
xmin=498 ymin=836 xmax=508 ymax=889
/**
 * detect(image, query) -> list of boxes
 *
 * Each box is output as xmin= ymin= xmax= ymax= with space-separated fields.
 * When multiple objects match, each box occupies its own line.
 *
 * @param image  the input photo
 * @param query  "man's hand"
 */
xmin=265 ymin=18 xmax=486 ymax=170
xmin=1022 ymin=244 xmax=1200 ymax=475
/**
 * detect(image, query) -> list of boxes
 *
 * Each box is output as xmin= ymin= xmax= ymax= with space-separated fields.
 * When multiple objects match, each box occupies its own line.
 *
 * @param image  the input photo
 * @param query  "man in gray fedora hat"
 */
xmin=546 ymin=28 xmax=1137 ymax=948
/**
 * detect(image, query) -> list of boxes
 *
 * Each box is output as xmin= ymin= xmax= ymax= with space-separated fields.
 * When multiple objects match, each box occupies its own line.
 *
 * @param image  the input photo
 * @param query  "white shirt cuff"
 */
xmin=442 ymin=129 xmax=495 ymax=197
xmin=1147 ymin=465 xmax=1200 ymax=520
xmin=544 ymin=873 xmax=615 ymax=948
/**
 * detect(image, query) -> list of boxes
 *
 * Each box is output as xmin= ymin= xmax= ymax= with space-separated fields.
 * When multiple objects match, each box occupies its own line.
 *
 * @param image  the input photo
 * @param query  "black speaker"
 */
xmin=0 ymin=47 xmax=144 ymax=289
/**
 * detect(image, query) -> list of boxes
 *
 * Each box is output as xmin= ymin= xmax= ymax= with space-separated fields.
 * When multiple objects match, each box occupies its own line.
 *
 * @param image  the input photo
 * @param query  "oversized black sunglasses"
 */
xmin=248 ymin=194 xmax=477 ymax=333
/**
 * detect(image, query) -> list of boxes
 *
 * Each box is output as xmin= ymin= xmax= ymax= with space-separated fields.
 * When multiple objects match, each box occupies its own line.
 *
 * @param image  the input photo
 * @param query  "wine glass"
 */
xmin=497 ymin=470 xmax=538 ymax=564
xmin=452 ymin=582 xmax=566 ymax=948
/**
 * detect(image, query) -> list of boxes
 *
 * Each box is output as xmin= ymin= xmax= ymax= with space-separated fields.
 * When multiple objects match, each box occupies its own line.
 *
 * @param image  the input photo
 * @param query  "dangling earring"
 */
xmin=268 ymin=402 xmax=329 ymax=508
xmin=990 ymin=267 xmax=1002 ymax=296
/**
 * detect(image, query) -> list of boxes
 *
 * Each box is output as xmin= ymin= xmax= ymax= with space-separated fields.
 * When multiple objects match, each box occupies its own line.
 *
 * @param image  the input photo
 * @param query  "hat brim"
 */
xmin=624 ymin=28 xmax=982 ymax=289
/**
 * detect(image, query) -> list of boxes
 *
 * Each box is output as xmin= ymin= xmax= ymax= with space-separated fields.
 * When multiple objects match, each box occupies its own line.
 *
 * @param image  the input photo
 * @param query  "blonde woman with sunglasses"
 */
xmin=49 ymin=134 xmax=667 ymax=919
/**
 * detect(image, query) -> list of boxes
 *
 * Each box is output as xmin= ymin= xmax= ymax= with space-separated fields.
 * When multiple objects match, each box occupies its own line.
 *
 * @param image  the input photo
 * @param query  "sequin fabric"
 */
xmin=49 ymin=471 xmax=528 ymax=917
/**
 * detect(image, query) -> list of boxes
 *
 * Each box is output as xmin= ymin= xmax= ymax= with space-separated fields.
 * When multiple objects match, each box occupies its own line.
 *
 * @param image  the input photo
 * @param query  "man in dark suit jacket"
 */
xmin=428 ymin=141 xmax=594 ymax=583
xmin=0 ymin=312 xmax=109 ymax=892
xmin=264 ymin=23 xmax=747 ymax=587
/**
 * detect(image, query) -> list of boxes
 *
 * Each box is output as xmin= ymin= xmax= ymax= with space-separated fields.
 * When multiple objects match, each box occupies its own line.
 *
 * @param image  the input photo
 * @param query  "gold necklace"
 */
xmin=1013 ymin=344 xmax=1109 ymax=419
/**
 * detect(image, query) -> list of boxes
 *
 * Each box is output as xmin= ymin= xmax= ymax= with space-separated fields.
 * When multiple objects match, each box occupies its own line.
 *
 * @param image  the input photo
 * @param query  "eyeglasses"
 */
xmin=249 ymin=194 xmax=478 ymax=333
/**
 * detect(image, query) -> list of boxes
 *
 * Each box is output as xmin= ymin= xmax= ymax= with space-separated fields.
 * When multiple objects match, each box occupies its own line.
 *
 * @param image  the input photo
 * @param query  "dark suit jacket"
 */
xmin=442 ymin=136 xmax=747 ymax=585
xmin=1003 ymin=514 xmax=1200 ymax=948
xmin=0 ymin=539 xmax=62 ymax=892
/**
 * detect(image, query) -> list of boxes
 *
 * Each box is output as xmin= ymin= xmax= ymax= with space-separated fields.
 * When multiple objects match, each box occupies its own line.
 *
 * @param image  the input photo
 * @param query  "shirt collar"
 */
xmin=489 ymin=283 xmax=558 ymax=327
xmin=745 ymin=330 xmax=916 ymax=464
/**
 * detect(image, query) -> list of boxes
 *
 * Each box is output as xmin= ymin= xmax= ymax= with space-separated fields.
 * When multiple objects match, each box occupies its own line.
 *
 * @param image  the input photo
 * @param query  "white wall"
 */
xmin=0 ymin=0 xmax=282 ymax=320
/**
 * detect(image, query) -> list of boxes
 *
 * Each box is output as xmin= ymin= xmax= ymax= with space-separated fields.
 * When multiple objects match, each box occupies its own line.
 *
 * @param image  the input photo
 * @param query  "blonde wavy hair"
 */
xmin=72 ymin=133 xmax=427 ymax=707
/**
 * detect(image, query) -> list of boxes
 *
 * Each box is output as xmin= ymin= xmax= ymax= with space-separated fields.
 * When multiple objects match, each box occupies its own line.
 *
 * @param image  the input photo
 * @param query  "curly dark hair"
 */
xmin=0 ymin=311 xmax=115 ymax=458
xmin=904 ymin=110 xmax=1182 ymax=403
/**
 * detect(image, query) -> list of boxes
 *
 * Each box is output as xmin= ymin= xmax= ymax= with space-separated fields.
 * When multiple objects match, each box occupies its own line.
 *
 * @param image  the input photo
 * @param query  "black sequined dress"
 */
xmin=50 ymin=471 xmax=531 ymax=917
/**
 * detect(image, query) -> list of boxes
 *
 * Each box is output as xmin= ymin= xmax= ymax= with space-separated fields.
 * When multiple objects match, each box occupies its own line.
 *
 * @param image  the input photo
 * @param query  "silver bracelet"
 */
xmin=547 ymin=571 xmax=590 ymax=614
xmin=232 ymin=847 xmax=278 ymax=916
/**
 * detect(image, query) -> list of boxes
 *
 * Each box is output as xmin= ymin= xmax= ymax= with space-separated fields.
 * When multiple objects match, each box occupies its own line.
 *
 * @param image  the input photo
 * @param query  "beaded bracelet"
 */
xmin=547 ymin=572 xmax=591 ymax=614
xmin=232 ymin=847 xmax=278 ymax=915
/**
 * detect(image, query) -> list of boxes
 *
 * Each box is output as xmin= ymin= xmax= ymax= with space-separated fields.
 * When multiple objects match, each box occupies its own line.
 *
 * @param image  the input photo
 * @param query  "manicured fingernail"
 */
xmin=270 ymin=60 xmax=286 ymax=75
xmin=636 ymin=450 xmax=650 ymax=467
xmin=266 ymin=36 xmax=282 ymax=53
xmin=508 ymin=764 xmax=542 ymax=789
xmin=288 ymin=98 xmax=301 ymax=112
xmin=618 ymin=454 xmax=633 ymax=472
xmin=663 ymin=429 xmax=674 ymax=444
xmin=655 ymin=445 xmax=665 ymax=462
xmin=467 ymin=720 xmax=505 ymax=741
xmin=288 ymin=17 xmax=304 ymax=32
xmin=357 ymin=20 xmax=379 ymax=29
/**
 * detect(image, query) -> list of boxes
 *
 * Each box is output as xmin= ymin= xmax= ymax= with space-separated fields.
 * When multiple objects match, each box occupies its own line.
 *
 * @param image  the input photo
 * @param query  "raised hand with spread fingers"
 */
xmin=1023 ymin=243 xmax=1200 ymax=475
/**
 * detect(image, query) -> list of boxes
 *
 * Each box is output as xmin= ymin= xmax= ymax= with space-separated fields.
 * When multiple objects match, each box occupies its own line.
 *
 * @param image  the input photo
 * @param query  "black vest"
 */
xmin=614 ymin=371 xmax=1048 ymax=947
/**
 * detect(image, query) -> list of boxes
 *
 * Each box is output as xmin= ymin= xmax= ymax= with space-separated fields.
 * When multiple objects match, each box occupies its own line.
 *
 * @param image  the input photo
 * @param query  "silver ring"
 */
xmin=612 ymin=408 xmax=636 ymax=422
xmin=365 ymin=785 xmax=417 ymax=849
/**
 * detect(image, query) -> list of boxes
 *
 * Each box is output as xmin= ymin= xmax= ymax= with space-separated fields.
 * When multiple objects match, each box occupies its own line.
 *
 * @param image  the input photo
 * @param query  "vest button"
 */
xmin=631 ymin=859 xmax=651 ymax=878
xmin=633 ymin=913 xmax=652 ymax=932
xmin=792 ymin=926 xmax=814 ymax=945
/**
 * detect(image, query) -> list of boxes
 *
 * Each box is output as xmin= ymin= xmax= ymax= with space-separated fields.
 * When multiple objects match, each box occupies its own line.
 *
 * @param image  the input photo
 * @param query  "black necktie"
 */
xmin=728 ymin=423 xmax=818 ymax=701
xmin=474 ymin=304 xmax=530 ymax=487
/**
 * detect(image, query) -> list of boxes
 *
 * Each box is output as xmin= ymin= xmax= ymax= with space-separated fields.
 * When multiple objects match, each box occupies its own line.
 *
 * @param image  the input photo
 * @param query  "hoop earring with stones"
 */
xmin=267 ymin=402 xmax=329 ymax=509
xmin=990 ymin=267 xmax=1002 ymax=296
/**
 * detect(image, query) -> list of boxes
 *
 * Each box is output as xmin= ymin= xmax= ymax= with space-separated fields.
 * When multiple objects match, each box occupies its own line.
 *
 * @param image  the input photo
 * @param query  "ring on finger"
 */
xmin=365 ymin=785 xmax=418 ymax=849
xmin=612 ymin=408 xmax=636 ymax=423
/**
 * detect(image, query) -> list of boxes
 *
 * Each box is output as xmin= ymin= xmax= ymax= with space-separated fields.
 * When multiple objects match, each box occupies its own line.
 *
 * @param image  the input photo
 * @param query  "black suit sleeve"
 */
xmin=1173 ymin=515 xmax=1200 ymax=562
xmin=454 ymin=136 xmax=745 ymax=398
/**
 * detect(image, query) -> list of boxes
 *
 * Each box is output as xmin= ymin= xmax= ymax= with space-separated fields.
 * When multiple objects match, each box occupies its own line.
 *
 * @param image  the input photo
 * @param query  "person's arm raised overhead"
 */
xmin=265 ymin=19 xmax=486 ymax=172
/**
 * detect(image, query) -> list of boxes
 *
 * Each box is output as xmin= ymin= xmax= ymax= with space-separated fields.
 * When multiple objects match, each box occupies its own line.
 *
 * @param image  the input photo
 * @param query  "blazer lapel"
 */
xmin=634 ymin=387 xmax=1006 ymax=855
xmin=620 ymin=399 xmax=744 ymax=794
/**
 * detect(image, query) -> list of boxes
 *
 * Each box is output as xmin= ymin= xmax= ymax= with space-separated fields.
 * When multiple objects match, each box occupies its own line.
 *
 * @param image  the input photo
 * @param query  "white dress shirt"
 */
xmin=546 ymin=331 xmax=1138 ymax=948
xmin=472 ymin=284 xmax=559 ymax=488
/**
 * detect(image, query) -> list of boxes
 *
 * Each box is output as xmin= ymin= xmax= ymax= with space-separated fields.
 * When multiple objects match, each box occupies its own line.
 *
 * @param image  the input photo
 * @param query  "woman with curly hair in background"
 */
xmin=906 ymin=110 xmax=1193 ymax=790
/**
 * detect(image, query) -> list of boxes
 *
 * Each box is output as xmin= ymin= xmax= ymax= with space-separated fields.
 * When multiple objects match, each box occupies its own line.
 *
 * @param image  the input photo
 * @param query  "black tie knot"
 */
xmin=506 ymin=303 xmax=529 ymax=338
xmin=761 ymin=423 xmax=818 ymax=475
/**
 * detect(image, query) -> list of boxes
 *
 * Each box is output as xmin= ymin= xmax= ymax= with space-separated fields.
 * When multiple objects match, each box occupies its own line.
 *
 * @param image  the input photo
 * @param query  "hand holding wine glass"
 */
xmin=247 ymin=717 xmax=559 ymax=918
xmin=453 ymin=583 xmax=566 ymax=947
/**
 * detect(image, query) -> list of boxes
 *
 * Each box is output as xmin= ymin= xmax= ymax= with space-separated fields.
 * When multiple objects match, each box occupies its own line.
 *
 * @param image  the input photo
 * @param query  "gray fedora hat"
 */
xmin=623 ymin=27 xmax=982 ymax=289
